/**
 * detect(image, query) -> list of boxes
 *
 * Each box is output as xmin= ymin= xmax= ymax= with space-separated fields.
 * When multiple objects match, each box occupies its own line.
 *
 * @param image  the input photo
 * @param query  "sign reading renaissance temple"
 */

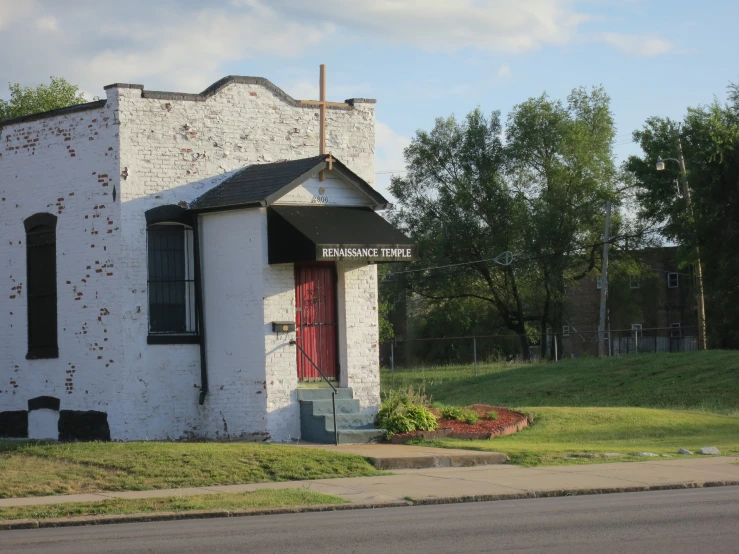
xmin=318 ymin=246 xmax=416 ymax=261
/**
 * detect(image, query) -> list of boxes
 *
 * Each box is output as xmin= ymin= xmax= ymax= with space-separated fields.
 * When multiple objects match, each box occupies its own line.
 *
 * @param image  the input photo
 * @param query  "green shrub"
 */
xmin=440 ymin=406 xmax=479 ymax=425
xmin=461 ymin=410 xmax=479 ymax=425
xmin=376 ymin=388 xmax=437 ymax=438
xmin=486 ymin=410 xmax=498 ymax=421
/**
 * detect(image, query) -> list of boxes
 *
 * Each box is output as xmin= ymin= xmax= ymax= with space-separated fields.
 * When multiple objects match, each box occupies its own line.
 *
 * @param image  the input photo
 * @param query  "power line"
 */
xmin=383 ymin=229 xmax=661 ymax=280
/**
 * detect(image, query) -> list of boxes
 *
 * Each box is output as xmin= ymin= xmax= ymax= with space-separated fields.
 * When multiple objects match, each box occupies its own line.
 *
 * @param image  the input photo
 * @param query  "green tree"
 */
xmin=0 ymin=76 xmax=88 ymax=121
xmin=505 ymin=87 xmax=619 ymax=352
xmin=389 ymin=109 xmax=536 ymax=358
xmin=626 ymin=80 xmax=739 ymax=347
xmin=389 ymin=87 xmax=623 ymax=359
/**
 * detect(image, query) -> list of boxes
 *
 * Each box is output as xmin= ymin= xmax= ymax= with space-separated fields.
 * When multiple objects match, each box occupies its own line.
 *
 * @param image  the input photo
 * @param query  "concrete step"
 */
xmin=305 ymin=398 xmax=361 ymax=415
xmin=337 ymin=429 xmax=386 ymax=444
xmin=321 ymin=413 xmax=376 ymax=431
xmin=297 ymin=388 xmax=354 ymax=401
xmin=301 ymin=424 xmax=385 ymax=445
xmin=297 ymin=444 xmax=509 ymax=469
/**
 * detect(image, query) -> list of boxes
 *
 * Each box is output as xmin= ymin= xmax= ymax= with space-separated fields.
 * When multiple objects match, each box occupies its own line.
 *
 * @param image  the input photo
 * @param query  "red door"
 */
xmin=295 ymin=264 xmax=338 ymax=381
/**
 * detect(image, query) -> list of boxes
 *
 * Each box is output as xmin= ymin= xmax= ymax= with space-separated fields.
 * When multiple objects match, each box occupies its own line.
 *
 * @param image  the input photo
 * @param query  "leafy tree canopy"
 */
xmin=0 ymin=76 xmax=89 ymax=121
xmin=388 ymin=87 xmax=639 ymax=359
xmin=626 ymin=80 xmax=739 ymax=347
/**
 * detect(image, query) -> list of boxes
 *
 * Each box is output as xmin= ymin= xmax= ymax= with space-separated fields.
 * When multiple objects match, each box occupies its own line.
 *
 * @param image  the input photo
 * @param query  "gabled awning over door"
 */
xmin=267 ymin=206 xmax=417 ymax=264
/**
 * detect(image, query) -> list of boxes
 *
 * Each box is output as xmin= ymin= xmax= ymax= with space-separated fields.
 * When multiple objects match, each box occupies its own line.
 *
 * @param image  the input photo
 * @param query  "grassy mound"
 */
xmin=418 ymin=406 xmax=739 ymax=466
xmin=384 ymin=351 xmax=739 ymax=414
xmin=0 ymin=488 xmax=346 ymax=522
xmin=0 ymin=441 xmax=383 ymax=499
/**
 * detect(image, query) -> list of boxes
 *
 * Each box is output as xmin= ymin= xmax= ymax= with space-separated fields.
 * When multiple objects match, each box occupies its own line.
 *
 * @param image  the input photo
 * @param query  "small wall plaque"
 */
xmin=272 ymin=321 xmax=295 ymax=333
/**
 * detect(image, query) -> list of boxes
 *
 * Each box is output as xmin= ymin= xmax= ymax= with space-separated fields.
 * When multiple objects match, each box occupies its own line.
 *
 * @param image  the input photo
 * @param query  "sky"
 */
xmin=1 ymin=0 xmax=737 ymax=199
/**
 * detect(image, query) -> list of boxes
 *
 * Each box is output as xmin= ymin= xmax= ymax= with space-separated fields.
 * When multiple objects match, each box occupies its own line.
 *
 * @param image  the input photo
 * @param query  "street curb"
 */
xmin=2 ymin=480 xmax=739 ymax=531
xmin=368 ymin=452 xmax=508 ymax=470
xmin=404 ymin=480 xmax=739 ymax=506
xmin=0 ymin=501 xmax=411 ymax=531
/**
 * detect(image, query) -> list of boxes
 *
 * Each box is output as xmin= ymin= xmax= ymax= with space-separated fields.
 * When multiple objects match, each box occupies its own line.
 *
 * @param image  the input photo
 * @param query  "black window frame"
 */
xmin=144 ymin=205 xmax=201 ymax=345
xmin=24 ymin=213 xmax=59 ymax=359
xmin=146 ymin=223 xmax=199 ymax=343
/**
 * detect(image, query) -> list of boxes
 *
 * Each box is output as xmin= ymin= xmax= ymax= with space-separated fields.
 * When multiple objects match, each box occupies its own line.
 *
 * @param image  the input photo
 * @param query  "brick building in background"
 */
xmin=561 ymin=247 xmax=698 ymax=357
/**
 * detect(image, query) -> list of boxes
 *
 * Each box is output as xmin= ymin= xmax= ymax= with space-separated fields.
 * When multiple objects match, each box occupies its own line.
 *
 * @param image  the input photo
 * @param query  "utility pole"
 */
xmin=675 ymin=131 xmax=708 ymax=350
xmin=598 ymin=201 xmax=612 ymax=357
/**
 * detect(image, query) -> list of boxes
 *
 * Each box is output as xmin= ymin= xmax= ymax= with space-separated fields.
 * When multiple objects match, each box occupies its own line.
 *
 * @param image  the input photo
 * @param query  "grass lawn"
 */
xmin=0 ymin=488 xmax=346 ymax=521
xmin=0 ymin=441 xmax=382 ymax=499
xmin=386 ymin=351 xmax=739 ymax=466
xmin=414 ymin=407 xmax=739 ymax=466
xmin=384 ymin=351 xmax=739 ymax=415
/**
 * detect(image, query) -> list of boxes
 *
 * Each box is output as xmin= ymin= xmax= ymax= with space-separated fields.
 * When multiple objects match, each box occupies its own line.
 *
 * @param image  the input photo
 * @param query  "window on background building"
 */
xmin=668 ymin=272 xmax=679 ymax=288
xmin=631 ymin=323 xmax=643 ymax=338
xmin=671 ymin=323 xmax=681 ymax=337
xmin=24 ymin=213 xmax=58 ymax=359
xmin=596 ymin=276 xmax=602 ymax=289
xmin=562 ymin=325 xmax=570 ymax=337
xmin=629 ymin=277 xmax=640 ymax=289
xmin=147 ymin=223 xmax=197 ymax=336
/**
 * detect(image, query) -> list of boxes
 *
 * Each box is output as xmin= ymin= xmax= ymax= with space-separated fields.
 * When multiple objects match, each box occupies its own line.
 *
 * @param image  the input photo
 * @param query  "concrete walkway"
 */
xmin=1 ymin=455 xmax=738 ymax=508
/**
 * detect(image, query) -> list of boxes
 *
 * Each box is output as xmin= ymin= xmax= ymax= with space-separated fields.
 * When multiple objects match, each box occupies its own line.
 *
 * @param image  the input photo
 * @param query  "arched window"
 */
xmin=24 ymin=213 xmax=58 ymax=359
xmin=145 ymin=206 xmax=199 ymax=343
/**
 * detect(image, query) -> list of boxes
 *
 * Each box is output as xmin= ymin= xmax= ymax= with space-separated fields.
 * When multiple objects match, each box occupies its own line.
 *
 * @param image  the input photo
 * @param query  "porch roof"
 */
xmin=267 ymin=206 xmax=417 ymax=264
xmin=189 ymin=154 xmax=390 ymax=212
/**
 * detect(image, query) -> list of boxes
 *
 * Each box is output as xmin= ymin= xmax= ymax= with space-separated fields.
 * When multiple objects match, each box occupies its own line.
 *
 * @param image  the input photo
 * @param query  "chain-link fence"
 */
xmin=379 ymin=326 xmax=700 ymax=391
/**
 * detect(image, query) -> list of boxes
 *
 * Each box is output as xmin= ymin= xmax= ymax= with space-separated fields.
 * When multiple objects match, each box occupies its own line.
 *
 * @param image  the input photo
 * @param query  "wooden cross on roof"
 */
xmin=297 ymin=64 xmax=345 ymax=181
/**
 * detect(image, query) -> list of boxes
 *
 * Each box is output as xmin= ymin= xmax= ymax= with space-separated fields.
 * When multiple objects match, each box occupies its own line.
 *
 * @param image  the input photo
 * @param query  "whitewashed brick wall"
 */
xmin=112 ymin=78 xmax=376 ymax=441
xmin=338 ymin=262 xmax=381 ymax=412
xmin=198 ymin=209 xmax=270 ymax=440
xmin=0 ymin=101 xmax=123 ymax=424
xmin=1 ymin=76 xmax=378 ymax=442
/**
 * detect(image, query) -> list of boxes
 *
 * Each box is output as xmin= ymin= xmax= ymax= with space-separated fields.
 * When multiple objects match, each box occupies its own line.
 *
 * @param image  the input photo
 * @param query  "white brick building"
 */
xmin=0 ymin=76 xmax=415 ymax=442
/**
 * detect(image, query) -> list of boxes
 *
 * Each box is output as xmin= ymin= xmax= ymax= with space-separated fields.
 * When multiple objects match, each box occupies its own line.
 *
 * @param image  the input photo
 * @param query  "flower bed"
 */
xmin=385 ymin=405 xmax=529 ymax=444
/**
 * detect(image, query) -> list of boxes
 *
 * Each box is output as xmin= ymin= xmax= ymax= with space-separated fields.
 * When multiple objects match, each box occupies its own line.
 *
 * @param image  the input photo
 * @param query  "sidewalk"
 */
xmin=2 ymin=456 xmax=738 ymax=508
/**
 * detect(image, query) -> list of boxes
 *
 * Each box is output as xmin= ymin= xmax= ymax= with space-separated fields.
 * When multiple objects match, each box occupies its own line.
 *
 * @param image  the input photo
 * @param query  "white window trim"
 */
xmin=631 ymin=323 xmax=643 ymax=338
xmin=667 ymin=272 xmax=679 ymax=288
xmin=596 ymin=276 xmax=602 ymax=290
xmin=670 ymin=322 xmax=681 ymax=337
xmin=562 ymin=325 xmax=570 ymax=337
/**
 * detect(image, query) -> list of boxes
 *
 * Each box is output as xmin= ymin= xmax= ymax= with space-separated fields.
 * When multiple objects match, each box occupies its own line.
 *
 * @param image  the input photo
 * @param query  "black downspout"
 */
xmin=192 ymin=217 xmax=209 ymax=404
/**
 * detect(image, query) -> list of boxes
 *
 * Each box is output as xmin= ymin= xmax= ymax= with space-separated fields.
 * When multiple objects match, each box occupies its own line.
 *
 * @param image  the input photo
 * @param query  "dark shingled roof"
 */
xmin=189 ymin=154 xmax=389 ymax=211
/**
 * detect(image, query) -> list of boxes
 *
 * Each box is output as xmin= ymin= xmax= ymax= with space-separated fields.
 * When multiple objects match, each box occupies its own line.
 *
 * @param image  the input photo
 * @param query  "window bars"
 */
xmin=147 ymin=224 xmax=197 ymax=335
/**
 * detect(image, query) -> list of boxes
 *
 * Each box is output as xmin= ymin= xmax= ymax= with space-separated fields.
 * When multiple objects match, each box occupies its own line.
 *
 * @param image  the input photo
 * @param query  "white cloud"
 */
xmin=498 ymin=63 xmax=511 ymax=77
xmin=0 ymin=1 xmax=675 ymax=102
xmin=375 ymin=121 xmax=411 ymax=201
xmin=0 ymin=0 xmax=34 ymax=30
xmin=272 ymin=0 xmax=591 ymax=53
xmin=598 ymin=32 xmax=672 ymax=56
xmin=284 ymin=79 xmax=373 ymax=102
xmin=0 ymin=1 xmax=334 ymax=97
xmin=34 ymin=16 xmax=57 ymax=32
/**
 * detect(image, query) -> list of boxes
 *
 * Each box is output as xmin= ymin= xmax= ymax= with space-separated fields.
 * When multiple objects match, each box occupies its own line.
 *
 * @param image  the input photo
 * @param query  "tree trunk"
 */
xmin=518 ymin=325 xmax=531 ymax=361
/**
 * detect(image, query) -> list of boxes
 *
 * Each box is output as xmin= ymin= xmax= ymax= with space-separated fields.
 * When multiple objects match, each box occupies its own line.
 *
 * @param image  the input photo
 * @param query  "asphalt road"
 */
xmin=1 ymin=487 xmax=738 ymax=553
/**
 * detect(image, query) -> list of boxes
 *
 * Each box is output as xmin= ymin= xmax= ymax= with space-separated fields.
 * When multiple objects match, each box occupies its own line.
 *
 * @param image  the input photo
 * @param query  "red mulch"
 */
xmin=386 ymin=404 xmax=529 ymax=444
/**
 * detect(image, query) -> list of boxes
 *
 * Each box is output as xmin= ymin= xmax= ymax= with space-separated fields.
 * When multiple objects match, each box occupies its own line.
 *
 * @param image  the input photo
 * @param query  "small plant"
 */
xmin=440 ymin=406 xmax=479 ymax=425
xmin=440 ymin=406 xmax=464 ymax=421
xmin=486 ymin=410 xmax=498 ymax=421
xmin=376 ymin=387 xmax=437 ymax=438
xmin=461 ymin=410 xmax=479 ymax=425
